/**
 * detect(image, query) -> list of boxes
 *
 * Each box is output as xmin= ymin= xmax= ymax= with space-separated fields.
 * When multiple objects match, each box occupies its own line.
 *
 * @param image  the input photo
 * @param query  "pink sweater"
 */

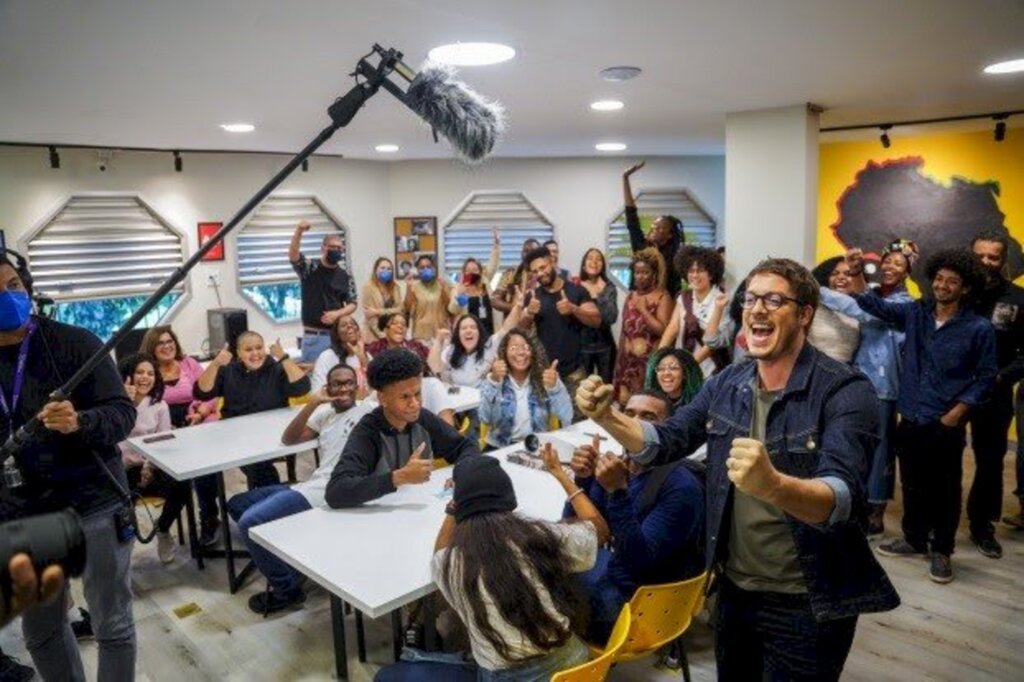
xmin=119 ymin=398 xmax=172 ymax=467
xmin=161 ymin=356 xmax=218 ymax=424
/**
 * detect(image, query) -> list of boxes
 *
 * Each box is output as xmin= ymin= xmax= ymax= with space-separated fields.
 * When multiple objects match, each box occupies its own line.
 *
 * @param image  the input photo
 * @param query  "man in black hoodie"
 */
xmin=325 ymin=348 xmax=478 ymax=507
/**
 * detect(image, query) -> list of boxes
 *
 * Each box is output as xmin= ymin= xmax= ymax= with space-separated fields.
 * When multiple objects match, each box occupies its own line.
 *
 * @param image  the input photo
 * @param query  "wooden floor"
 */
xmin=2 ymin=447 xmax=1021 ymax=681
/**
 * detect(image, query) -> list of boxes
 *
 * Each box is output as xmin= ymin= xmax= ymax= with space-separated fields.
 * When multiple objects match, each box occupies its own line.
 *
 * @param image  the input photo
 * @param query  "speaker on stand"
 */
xmin=207 ymin=308 xmax=248 ymax=354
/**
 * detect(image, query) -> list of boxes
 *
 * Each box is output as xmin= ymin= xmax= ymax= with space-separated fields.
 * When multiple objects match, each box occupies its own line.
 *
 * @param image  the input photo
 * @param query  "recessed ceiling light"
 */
xmin=600 ymin=66 xmax=642 ymax=82
xmin=220 ymin=123 xmax=255 ymax=133
xmin=590 ymin=100 xmax=624 ymax=112
xmin=595 ymin=142 xmax=627 ymax=152
xmin=375 ymin=144 xmax=400 ymax=153
xmin=984 ymin=58 xmax=1024 ymax=74
xmin=428 ymin=42 xmax=515 ymax=66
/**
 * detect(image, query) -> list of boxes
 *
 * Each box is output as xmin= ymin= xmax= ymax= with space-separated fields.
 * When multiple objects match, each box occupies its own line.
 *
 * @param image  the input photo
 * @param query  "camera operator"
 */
xmin=0 ymin=254 xmax=137 ymax=681
xmin=1 ymin=554 xmax=65 ymax=628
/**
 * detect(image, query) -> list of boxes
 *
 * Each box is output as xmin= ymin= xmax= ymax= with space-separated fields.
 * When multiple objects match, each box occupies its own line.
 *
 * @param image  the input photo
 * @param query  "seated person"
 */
xmin=644 ymin=347 xmax=704 ymax=413
xmin=325 ymin=348 xmax=478 ymax=508
xmin=478 ymin=330 xmax=573 ymax=450
xmin=194 ymin=332 xmax=311 ymax=489
xmin=310 ymin=315 xmax=368 ymax=398
xmin=375 ymin=456 xmax=609 ymax=682
xmin=117 ymin=352 xmax=191 ymax=565
xmin=365 ymin=311 xmax=430 ymax=362
xmin=226 ymin=364 xmax=373 ymax=614
xmin=566 ymin=389 xmax=705 ymax=641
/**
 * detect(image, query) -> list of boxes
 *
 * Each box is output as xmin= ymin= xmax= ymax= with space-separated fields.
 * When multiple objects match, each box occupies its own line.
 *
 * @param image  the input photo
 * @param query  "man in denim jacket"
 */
xmin=575 ymin=257 xmax=899 ymax=682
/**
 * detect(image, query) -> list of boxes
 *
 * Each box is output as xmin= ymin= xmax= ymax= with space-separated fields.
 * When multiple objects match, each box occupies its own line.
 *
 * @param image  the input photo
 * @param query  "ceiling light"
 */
xmin=983 ymin=59 xmax=1024 ymax=75
xmin=595 ymin=142 xmax=627 ymax=152
xmin=220 ymin=123 xmax=255 ymax=133
xmin=600 ymin=66 xmax=642 ymax=82
xmin=427 ymin=42 xmax=515 ymax=66
xmin=590 ymin=100 xmax=624 ymax=112
xmin=375 ymin=144 xmax=400 ymax=153
xmin=879 ymin=125 xmax=892 ymax=149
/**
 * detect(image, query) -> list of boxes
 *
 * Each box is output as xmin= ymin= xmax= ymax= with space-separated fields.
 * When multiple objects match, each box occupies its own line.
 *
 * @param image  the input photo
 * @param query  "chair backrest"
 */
xmin=621 ymin=572 xmax=708 ymax=657
xmin=552 ymin=605 xmax=632 ymax=682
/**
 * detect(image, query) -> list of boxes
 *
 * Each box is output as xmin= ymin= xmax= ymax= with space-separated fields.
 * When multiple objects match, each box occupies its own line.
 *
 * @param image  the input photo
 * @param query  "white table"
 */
xmin=249 ymin=445 xmax=567 ymax=678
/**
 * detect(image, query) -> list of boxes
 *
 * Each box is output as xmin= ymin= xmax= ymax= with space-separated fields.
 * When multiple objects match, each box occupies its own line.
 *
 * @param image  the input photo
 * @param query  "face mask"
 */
xmin=419 ymin=267 xmax=435 ymax=283
xmin=0 ymin=291 xmax=31 ymax=332
xmin=463 ymin=272 xmax=481 ymax=286
xmin=326 ymin=250 xmax=343 ymax=265
xmin=456 ymin=293 xmax=470 ymax=307
xmin=377 ymin=270 xmax=393 ymax=284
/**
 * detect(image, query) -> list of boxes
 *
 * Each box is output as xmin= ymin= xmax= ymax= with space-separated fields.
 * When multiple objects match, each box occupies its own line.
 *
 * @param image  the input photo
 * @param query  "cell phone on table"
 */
xmin=447 ymin=386 xmax=461 ymax=394
xmin=142 ymin=433 xmax=176 ymax=444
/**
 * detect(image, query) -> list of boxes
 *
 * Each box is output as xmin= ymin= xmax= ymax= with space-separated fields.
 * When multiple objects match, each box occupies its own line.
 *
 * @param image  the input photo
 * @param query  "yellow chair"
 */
xmin=553 ymin=605 xmax=631 ymax=682
xmin=590 ymin=572 xmax=709 ymax=682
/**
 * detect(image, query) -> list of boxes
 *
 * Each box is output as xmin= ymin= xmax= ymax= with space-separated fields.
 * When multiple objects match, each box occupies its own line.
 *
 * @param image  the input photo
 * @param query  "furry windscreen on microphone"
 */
xmin=405 ymin=63 xmax=506 ymax=163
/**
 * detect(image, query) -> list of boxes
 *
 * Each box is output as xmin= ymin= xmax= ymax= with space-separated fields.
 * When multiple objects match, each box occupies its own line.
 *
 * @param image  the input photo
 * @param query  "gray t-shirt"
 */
xmin=725 ymin=386 xmax=807 ymax=593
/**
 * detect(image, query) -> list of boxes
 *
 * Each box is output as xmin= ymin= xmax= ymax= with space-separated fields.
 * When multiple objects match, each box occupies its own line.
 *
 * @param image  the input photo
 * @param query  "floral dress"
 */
xmin=612 ymin=291 xmax=666 ymax=405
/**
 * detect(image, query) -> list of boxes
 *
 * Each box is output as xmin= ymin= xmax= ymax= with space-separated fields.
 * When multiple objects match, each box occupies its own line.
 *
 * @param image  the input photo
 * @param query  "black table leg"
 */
xmin=216 ymin=473 xmax=239 ymax=590
xmin=424 ymin=595 xmax=438 ymax=651
xmin=391 ymin=610 xmax=403 ymax=662
xmin=184 ymin=481 xmax=204 ymax=570
xmin=330 ymin=595 xmax=349 ymax=680
xmin=355 ymin=610 xmax=366 ymax=663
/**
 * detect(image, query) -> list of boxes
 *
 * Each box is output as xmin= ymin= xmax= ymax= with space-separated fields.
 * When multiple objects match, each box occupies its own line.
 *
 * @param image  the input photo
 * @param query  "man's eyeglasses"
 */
xmin=741 ymin=292 xmax=804 ymax=311
xmin=327 ymin=379 xmax=358 ymax=389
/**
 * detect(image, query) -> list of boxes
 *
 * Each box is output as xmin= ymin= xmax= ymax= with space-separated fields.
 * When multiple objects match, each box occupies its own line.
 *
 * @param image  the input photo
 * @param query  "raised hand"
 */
xmin=123 ymin=377 xmax=137 ymax=402
xmin=435 ymin=327 xmax=451 ymax=346
xmin=526 ymin=290 xmax=542 ymax=316
xmin=570 ymin=436 xmax=601 ymax=478
xmin=492 ymin=227 xmax=500 ymax=245
xmin=270 ymin=338 xmax=287 ymax=360
xmin=595 ymin=453 xmax=629 ymax=493
xmin=490 ymin=358 xmax=508 ymax=383
xmin=312 ymin=386 xmax=332 ymax=404
xmin=296 ymin=220 xmax=312 ymax=233
xmin=543 ymin=360 xmax=560 ymax=390
xmin=393 ymin=442 xmax=432 ymax=486
xmin=213 ymin=343 xmax=233 ymax=367
xmin=540 ymin=443 xmax=565 ymax=477
xmin=555 ymin=289 xmax=574 ymax=316
xmin=714 ymin=292 xmax=730 ymax=310
xmin=845 ymin=247 xmax=864 ymax=271
xmin=513 ymin=284 xmax=526 ymax=309
xmin=624 ymin=161 xmax=646 ymax=177
xmin=576 ymin=374 xmax=614 ymax=420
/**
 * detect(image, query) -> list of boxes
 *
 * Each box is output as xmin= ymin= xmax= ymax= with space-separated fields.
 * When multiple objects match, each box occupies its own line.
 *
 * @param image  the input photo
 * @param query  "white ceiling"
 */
xmin=2 ymin=0 xmax=1023 ymax=160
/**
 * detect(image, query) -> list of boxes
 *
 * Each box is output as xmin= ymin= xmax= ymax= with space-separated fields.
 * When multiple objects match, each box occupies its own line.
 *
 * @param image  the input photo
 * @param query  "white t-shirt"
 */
xmin=675 ymin=287 xmax=724 ymax=379
xmin=310 ymin=348 xmax=362 ymax=393
xmin=431 ymin=521 xmax=597 ymax=671
xmin=293 ymin=402 xmax=374 ymax=507
xmin=510 ymin=376 xmax=532 ymax=441
xmin=441 ymin=335 xmax=502 ymax=389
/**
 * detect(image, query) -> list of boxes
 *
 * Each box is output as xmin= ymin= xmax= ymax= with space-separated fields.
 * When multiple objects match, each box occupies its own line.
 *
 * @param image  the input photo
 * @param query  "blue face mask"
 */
xmin=419 ymin=267 xmax=435 ymax=283
xmin=0 ymin=291 xmax=31 ymax=331
xmin=377 ymin=269 xmax=393 ymax=284
xmin=326 ymin=249 xmax=343 ymax=265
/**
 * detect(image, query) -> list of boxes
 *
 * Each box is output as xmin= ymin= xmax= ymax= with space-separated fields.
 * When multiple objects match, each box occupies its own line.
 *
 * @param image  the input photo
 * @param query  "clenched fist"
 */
xmin=575 ymin=375 xmax=614 ymax=420
xmin=726 ymin=438 xmax=782 ymax=501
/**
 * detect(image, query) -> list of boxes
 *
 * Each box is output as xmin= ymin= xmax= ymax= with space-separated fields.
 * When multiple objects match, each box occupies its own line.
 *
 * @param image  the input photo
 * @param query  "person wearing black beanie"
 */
xmin=450 ymin=456 xmax=517 ymax=523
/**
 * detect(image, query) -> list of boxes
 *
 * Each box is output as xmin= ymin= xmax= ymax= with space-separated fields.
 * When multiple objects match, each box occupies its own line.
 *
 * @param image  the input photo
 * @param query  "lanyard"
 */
xmin=0 ymin=319 xmax=37 ymax=432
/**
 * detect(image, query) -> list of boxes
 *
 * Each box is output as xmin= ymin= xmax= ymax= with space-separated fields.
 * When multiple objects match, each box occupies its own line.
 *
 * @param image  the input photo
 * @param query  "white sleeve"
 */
xmin=311 ymin=350 xmax=339 ymax=392
xmin=548 ymin=521 xmax=598 ymax=573
xmin=304 ymin=403 xmax=334 ymax=435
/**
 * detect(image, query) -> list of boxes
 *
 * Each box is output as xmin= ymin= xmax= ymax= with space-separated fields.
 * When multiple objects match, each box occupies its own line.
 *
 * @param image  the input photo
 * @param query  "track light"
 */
xmin=879 ymin=125 xmax=892 ymax=149
xmin=48 ymin=146 xmax=60 ymax=169
xmin=173 ymin=151 xmax=182 ymax=172
xmin=301 ymin=159 xmax=309 ymax=172
xmin=994 ymin=115 xmax=1007 ymax=142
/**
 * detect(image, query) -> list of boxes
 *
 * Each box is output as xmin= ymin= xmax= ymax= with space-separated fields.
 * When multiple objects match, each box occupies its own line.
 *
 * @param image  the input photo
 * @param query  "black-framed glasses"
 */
xmin=741 ymin=292 xmax=804 ymax=311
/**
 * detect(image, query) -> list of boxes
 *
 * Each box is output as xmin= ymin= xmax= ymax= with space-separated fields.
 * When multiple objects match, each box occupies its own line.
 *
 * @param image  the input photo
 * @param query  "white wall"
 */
xmin=0 ymin=149 xmax=724 ymax=353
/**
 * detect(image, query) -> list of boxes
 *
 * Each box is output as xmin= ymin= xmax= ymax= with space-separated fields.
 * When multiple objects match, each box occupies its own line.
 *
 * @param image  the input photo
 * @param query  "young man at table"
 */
xmin=564 ymin=389 xmax=705 ymax=642
xmin=226 ymin=364 xmax=373 ymax=614
xmin=325 ymin=348 xmax=479 ymax=508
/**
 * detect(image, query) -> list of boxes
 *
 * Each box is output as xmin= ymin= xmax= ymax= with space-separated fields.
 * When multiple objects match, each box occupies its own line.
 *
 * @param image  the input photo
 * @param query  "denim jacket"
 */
xmin=819 ymin=286 xmax=912 ymax=400
xmin=636 ymin=342 xmax=900 ymax=621
xmin=479 ymin=377 xmax=573 ymax=447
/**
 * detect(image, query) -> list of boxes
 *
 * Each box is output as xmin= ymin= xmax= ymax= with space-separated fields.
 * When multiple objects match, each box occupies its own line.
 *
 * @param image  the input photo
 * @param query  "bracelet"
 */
xmin=567 ymin=489 xmax=585 ymax=504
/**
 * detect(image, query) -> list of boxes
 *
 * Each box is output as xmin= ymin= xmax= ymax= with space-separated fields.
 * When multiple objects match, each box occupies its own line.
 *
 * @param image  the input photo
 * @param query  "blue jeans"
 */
xmin=226 ymin=485 xmax=312 ymax=595
xmin=300 ymin=332 xmax=331 ymax=363
xmin=574 ymin=548 xmax=629 ymax=643
xmin=867 ymin=399 xmax=898 ymax=503
xmin=375 ymin=638 xmax=588 ymax=682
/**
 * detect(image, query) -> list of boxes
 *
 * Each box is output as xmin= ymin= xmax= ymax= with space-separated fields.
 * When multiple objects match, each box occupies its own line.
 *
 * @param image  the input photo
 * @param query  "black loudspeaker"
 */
xmin=114 ymin=327 xmax=149 ymax=364
xmin=207 ymin=308 xmax=248 ymax=353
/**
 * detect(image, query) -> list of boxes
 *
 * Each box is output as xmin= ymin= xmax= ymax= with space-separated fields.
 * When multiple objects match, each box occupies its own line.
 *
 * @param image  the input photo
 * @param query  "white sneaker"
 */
xmin=156 ymin=531 xmax=176 ymax=564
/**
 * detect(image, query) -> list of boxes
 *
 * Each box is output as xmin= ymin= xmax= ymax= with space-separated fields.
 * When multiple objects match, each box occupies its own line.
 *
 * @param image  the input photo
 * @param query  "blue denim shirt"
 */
xmin=634 ymin=342 xmax=900 ymax=621
xmin=819 ymin=286 xmax=912 ymax=400
xmin=479 ymin=377 xmax=573 ymax=447
xmin=853 ymin=295 xmax=997 ymax=424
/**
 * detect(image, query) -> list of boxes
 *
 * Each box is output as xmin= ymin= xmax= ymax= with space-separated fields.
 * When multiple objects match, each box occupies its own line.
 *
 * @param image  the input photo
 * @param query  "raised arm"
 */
xmin=195 ymin=345 xmax=231 ymax=397
xmin=623 ymin=162 xmax=646 ymax=252
xmin=288 ymin=220 xmax=310 ymax=264
xmin=281 ymin=390 xmax=329 ymax=445
xmin=541 ymin=444 xmax=611 ymax=545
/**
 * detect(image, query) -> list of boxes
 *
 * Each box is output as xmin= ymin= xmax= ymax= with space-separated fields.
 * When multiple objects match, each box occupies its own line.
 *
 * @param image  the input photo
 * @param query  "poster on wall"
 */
xmin=394 ymin=216 xmax=437 ymax=277
xmin=817 ymin=128 xmax=1024 ymax=294
xmin=198 ymin=222 xmax=225 ymax=261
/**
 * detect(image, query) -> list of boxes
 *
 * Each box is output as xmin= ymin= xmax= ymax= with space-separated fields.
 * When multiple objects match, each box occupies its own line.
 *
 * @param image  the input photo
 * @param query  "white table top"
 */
xmin=249 ymin=446 xmax=567 ymax=618
xmin=126 ymin=406 xmax=316 ymax=481
xmin=439 ymin=385 xmax=481 ymax=414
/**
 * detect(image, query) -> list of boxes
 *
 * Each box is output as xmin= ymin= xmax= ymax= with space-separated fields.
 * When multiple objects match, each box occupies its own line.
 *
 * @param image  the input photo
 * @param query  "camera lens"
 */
xmin=0 ymin=510 xmax=87 ymax=595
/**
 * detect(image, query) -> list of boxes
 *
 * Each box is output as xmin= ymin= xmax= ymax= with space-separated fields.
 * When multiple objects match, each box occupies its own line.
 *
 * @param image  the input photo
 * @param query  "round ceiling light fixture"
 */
xmin=595 ymin=142 xmax=627 ymax=152
xmin=983 ymin=58 xmax=1024 ymax=75
xmin=375 ymin=144 xmax=400 ymax=153
xmin=220 ymin=123 xmax=255 ymax=133
xmin=428 ymin=42 xmax=516 ymax=66
xmin=600 ymin=66 xmax=642 ymax=82
xmin=590 ymin=99 xmax=625 ymax=112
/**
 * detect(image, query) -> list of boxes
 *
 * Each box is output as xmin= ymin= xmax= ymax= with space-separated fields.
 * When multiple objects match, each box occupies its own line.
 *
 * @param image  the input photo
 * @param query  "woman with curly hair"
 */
xmin=479 ymin=329 xmax=572 ymax=449
xmin=644 ymin=347 xmax=704 ymax=412
xmin=659 ymin=245 xmax=729 ymax=378
xmin=365 ymin=311 xmax=430 ymax=362
xmin=612 ymin=248 xmax=673 ymax=405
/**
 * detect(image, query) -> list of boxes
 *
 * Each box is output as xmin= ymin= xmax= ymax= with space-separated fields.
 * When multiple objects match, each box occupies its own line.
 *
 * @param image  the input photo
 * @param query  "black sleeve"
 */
xmin=344 ymin=270 xmax=357 ymax=305
xmin=68 ymin=328 xmax=136 ymax=449
xmin=420 ymin=409 xmax=479 ymax=464
xmin=290 ymin=253 xmax=311 ymax=279
xmin=998 ymin=296 xmax=1024 ymax=385
xmin=277 ymin=362 xmax=312 ymax=397
xmin=325 ymin=418 xmax=396 ymax=508
xmin=625 ymin=205 xmax=646 ymax=253
xmin=193 ymin=365 xmax=224 ymax=401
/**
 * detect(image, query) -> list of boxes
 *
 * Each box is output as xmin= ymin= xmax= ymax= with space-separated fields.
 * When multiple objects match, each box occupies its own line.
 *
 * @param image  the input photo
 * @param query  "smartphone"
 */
xmin=142 ymin=433 xmax=176 ymax=444
xmin=447 ymin=386 xmax=461 ymax=394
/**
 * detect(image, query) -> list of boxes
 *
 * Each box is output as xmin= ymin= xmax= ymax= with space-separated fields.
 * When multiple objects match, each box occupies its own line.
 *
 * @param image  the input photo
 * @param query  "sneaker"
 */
xmin=970 ymin=533 xmax=1003 ymax=559
xmin=1002 ymin=512 xmax=1024 ymax=530
xmin=247 ymin=589 xmax=305 ymax=615
xmin=70 ymin=608 xmax=94 ymax=640
xmin=929 ymin=553 xmax=954 ymax=583
xmin=157 ymin=531 xmax=176 ymax=564
xmin=876 ymin=538 xmax=927 ymax=558
xmin=199 ymin=521 xmax=221 ymax=547
xmin=0 ymin=651 xmax=34 ymax=682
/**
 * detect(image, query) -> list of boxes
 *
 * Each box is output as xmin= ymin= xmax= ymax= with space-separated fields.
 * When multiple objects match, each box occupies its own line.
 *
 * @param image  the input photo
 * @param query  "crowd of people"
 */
xmin=1 ymin=161 xmax=1021 ymax=682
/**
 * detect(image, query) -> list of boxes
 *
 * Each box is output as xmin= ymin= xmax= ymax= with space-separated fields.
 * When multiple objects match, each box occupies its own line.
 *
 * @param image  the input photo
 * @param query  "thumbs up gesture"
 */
xmin=526 ymin=290 xmax=542 ymax=316
xmin=543 ymin=359 xmax=560 ymax=390
xmin=555 ymin=289 xmax=574 ymax=316
xmin=270 ymin=338 xmax=287 ymax=360
xmin=123 ymin=377 xmax=137 ymax=402
xmin=490 ymin=358 xmax=509 ymax=384
xmin=213 ymin=343 xmax=233 ymax=367
xmin=393 ymin=442 xmax=433 ymax=486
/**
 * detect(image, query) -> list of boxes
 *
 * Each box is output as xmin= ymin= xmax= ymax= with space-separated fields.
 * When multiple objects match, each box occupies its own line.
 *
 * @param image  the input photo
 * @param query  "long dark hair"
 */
xmin=439 ymin=513 xmax=587 ymax=663
xmin=328 ymin=316 xmax=360 ymax=360
xmin=497 ymin=330 xmax=549 ymax=399
xmin=577 ymin=248 xmax=607 ymax=283
xmin=119 ymin=352 xmax=166 ymax=404
xmin=449 ymin=314 xmax=491 ymax=370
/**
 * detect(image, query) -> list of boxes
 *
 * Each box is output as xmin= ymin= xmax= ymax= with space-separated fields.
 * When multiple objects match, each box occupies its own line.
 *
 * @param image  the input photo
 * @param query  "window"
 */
xmin=606 ymin=189 xmax=718 ymax=288
xmin=236 ymin=194 xmax=349 ymax=323
xmin=23 ymin=194 xmax=187 ymax=340
xmin=442 ymin=191 xmax=555 ymax=287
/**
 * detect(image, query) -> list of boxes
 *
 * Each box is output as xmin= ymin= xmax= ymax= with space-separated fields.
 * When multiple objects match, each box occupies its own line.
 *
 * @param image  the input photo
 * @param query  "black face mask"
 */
xmin=326 ymin=250 xmax=343 ymax=265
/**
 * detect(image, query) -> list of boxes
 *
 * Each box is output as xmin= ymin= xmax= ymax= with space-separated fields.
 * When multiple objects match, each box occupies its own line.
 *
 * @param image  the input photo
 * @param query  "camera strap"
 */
xmin=0 ymin=320 xmax=37 ymax=434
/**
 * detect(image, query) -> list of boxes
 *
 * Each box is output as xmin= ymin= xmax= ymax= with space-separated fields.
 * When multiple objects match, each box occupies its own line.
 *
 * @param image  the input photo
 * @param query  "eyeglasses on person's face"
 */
xmin=741 ymin=291 xmax=803 ymax=312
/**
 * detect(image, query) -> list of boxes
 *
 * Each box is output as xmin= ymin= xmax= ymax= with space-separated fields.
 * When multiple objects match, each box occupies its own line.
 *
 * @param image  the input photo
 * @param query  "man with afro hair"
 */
xmin=853 ymin=248 xmax=997 ymax=584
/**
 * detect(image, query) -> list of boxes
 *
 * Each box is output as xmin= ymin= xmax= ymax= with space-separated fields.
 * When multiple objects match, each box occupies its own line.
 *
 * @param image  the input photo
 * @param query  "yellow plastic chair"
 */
xmin=553 ymin=605 xmax=631 ymax=682
xmin=590 ymin=572 xmax=709 ymax=682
